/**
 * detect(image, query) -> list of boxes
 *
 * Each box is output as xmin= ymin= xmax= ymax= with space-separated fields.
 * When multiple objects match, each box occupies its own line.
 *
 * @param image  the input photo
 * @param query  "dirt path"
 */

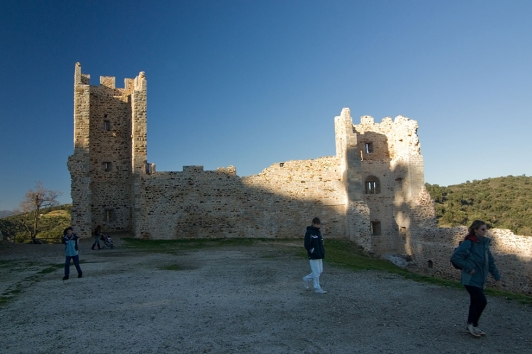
xmin=0 ymin=240 xmax=530 ymax=354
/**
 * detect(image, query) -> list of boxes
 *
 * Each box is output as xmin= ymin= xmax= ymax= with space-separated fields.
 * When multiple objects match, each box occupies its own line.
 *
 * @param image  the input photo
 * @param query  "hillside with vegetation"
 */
xmin=0 ymin=205 xmax=71 ymax=243
xmin=426 ymin=175 xmax=532 ymax=236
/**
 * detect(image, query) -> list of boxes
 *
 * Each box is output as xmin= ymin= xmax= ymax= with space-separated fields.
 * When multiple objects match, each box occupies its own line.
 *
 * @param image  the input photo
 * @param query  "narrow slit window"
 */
xmin=103 ymin=162 xmax=111 ymax=172
xmin=104 ymin=120 xmax=111 ymax=131
xmin=365 ymin=142 xmax=373 ymax=154
xmin=104 ymin=208 xmax=114 ymax=222
xmin=371 ymin=221 xmax=381 ymax=236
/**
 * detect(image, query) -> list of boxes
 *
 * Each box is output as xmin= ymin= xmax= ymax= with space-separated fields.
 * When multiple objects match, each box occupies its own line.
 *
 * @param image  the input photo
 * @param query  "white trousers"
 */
xmin=304 ymin=259 xmax=323 ymax=290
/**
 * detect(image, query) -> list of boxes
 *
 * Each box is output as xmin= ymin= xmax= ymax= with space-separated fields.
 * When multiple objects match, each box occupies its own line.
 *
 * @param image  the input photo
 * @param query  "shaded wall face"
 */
xmin=362 ymin=161 xmax=402 ymax=253
xmin=410 ymin=226 xmax=532 ymax=295
xmin=136 ymin=158 xmax=347 ymax=239
xmin=69 ymin=80 xmax=92 ymax=238
xmin=88 ymin=87 xmax=133 ymax=231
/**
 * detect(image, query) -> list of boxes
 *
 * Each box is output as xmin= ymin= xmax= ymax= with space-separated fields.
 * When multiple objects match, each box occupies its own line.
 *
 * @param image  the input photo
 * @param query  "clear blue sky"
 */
xmin=1 ymin=0 xmax=531 ymax=211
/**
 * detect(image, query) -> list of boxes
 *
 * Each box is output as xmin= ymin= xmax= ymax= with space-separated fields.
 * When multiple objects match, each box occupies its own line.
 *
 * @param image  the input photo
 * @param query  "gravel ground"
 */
xmin=0 ymin=239 xmax=531 ymax=354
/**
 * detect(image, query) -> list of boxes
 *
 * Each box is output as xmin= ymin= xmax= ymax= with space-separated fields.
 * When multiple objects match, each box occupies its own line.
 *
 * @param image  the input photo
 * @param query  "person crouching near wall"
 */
xmin=62 ymin=227 xmax=83 ymax=280
xmin=451 ymin=220 xmax=501 ymax=337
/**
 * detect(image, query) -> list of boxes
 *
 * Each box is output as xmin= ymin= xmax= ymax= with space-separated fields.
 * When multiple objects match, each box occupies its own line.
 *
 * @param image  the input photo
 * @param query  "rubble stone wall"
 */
xmin=135 ymin=158 xmax=347 ymax=240
xmin=410 ymin=226 xmax=532 ymax=294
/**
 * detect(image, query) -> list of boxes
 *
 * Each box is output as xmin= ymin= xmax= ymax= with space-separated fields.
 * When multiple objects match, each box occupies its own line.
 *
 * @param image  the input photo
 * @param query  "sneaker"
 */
xmin=62 ymin=276 xmax=69 ymax=281
xmin=474 ymin=327 xmax=486 ymax=336
xmin=302 ymin=277 xmax=310 ymax=289
xmin=467 ymin=323 xmax=480 ymax=337
xmin=315 ymin=288 xmax=327 ymax=294
xmin=78 ymin=273 xmax=83 ymax=278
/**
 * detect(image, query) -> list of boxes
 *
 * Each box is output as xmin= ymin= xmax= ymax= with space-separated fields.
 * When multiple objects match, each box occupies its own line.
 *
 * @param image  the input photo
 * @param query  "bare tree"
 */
xmin=18 ymin=182 xmax=62 ymax=243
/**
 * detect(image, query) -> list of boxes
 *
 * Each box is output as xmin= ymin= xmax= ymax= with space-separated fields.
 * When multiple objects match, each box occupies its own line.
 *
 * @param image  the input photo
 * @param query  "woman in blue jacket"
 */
xmin=451 ymin=220 xmax=501 ymax=337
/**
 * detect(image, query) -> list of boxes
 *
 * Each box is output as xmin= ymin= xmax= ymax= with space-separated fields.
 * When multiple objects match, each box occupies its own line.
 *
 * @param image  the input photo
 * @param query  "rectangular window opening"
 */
xmin=104 ymin=208 xmax=114 ymax=222
xmin=365 ymin=142 xmax=373 ymax=154
xmin=103 ymin=162 xmax=111 ymax=172
xmin=371 ymin=221 xmax=381 ymax=236
xmin=104 ymin=120 xmax=111 ymax=131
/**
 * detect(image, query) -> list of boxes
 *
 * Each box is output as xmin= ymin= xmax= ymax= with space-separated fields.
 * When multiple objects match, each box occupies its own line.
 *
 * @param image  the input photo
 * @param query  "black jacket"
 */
xmin=304 ymin=226 xmax=324 ymax=259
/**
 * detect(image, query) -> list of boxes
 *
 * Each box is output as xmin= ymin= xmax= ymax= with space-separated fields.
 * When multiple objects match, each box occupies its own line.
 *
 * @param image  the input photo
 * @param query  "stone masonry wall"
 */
xmin=67 ymin=63 xmax=92 ymax=238
xmin=410 ymin=226 xmax=532 ymax=294
xmin=135 ymin=158 xmax=347 ymax=240
xmin=68 ymin=63 xmax=147 ymax=237
xmin=88 ymin=77 xmax=134 ymax=232
xmin=351 ymin=115 xmax=425 ymax=253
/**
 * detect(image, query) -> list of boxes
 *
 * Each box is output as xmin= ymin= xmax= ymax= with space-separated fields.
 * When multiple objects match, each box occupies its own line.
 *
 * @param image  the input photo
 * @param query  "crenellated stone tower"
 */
xmin=67 ymin=62 xmax=148 ymax=238
xmin=334 ymin=108 xmax=425 ymax=253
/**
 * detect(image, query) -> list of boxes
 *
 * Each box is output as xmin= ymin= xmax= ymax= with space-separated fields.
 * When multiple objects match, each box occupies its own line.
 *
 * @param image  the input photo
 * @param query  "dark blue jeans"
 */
xmin=465 ymin=285 xmax=487 ymax=326
xmin=65 ymin=255 xmax=82 ymax=276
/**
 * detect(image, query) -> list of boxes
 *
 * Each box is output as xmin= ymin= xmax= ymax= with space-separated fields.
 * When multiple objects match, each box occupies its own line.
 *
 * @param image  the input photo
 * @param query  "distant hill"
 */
xmin=0 ymin=210 xmax=15 ymax=219
xmin=426 ymin=175 xmax=532 ymax=236
xmin=0 ymin=205 xmax=71 ymax=243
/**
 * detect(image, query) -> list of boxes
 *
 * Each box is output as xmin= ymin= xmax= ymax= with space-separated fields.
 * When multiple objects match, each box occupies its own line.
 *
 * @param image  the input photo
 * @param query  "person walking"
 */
xmin=303 ymin=217 xmax=326 ymax=294
xmin=451 ymin=220 xmax=501 ymax=337
xmin=92 ymin=225 xmax=102 ymax=250
xmin=62 ymin=227 xmax=83 ymax=280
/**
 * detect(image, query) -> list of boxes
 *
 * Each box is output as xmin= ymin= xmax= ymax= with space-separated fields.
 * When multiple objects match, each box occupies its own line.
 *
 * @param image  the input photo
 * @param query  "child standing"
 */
xmin=62 ymin=227 xmax=82 ymax=280
xmin=303 ymin=217 xmax=326 ymax=294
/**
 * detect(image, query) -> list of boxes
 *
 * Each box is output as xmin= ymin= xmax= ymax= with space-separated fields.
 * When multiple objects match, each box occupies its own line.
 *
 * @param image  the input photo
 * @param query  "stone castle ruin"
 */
xmin=68 ymin=63 xmax=531 ymax=293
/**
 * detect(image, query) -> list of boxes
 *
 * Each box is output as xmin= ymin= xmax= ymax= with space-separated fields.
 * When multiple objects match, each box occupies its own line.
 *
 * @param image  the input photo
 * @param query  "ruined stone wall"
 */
xmin=134 ymin=158 xmax=347 ymax=240
xmin=410 ymin=226 xmax=532 ymax=294
xmin=348 ymin=115 xmax=425 ymax=253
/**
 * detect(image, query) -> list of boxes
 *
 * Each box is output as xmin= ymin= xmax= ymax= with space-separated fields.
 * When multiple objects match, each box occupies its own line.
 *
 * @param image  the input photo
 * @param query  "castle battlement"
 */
xmin=74 ymin=62 xmax=145 ymax=93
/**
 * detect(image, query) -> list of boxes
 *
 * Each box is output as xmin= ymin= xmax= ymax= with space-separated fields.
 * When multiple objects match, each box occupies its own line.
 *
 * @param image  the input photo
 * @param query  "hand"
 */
xmin=310 ymin=248 xmax=314 ymax=253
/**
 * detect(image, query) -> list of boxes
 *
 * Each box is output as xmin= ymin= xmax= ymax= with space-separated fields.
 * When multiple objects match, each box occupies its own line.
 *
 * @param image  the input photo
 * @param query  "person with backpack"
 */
xmin=451 ymin=220 xmax=501 ymax=337
xmin=302 ymin=217 xmax=327 ymax=294
xmin=62 ymin=227 xmax=83 ymax=280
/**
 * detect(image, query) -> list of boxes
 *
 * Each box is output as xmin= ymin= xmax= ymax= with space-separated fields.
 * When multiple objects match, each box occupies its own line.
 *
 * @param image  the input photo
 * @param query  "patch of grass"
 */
xmin=0 ymin=286 xmax=23 ymax=307
xmin=0 ymin=263 xmax=63 ymax=308
xmin=37 ymin=263 xmax=64 ymax=275
xmin=122 ymin=237 xmax=279 ymax=252
xmin=158 ymin=264 xmax=181 ymax=271
xmin=324 ymin=239 xmax=532 ymax=305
